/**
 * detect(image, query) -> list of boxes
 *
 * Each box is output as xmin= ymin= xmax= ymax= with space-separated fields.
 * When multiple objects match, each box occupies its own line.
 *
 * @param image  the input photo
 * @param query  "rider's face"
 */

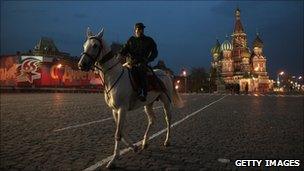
xmin=134 ymin=27 xmax=144 ymax=37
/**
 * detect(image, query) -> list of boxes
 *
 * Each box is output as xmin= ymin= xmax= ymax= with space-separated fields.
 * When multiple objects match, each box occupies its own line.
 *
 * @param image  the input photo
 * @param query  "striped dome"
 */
xmin=211 ymin=39 xmax=221 ymax=56
xmin=221 ymin=40 xmax=233 ymax=51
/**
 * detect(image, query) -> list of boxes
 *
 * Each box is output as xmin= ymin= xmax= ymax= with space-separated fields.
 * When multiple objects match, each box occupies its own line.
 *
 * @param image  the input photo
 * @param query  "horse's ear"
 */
xmin=87 ymin=27 xmax=93 ymax=37
xmin=97 ymin=28 xmax=104 ymax=38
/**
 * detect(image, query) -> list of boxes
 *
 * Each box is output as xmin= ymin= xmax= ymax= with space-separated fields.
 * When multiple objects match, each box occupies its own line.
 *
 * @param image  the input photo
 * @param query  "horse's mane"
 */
xmin=100 ymin=39 xmax=111 ymax=56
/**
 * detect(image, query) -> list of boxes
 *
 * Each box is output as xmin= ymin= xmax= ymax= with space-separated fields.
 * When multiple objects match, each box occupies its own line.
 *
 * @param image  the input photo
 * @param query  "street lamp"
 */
xmin=181 ymin=69 xmax=187 ymax=93
xmin=277 ymin=71 xmax=284 ymax=88
xmin=57 ymin=63 xmax=62 ymax=69
xmin=56 ymin=63 xmax=64 ymax=88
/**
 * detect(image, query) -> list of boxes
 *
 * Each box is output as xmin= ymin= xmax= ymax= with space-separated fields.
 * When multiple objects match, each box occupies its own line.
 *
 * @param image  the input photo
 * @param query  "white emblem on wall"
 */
xmin=16 ymin=58 xmax=42 ymax=83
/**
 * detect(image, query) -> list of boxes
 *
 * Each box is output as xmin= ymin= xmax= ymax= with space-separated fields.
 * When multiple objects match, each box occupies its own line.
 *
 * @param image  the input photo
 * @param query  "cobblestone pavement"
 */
xmin=0 ymin=93 xmax=303 ymax=170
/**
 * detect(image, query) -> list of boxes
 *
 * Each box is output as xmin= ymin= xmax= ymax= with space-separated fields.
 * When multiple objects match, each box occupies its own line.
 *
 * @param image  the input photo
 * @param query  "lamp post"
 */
xmin=175 ymin=80 xmax=180 ymax=92
xmin=57 ymin=63 xmax=63 ymax=88
xmin=182 ymin=69 xmax=187 ymax=93
xmin=277 ymin=71 xmax=284 ymax=90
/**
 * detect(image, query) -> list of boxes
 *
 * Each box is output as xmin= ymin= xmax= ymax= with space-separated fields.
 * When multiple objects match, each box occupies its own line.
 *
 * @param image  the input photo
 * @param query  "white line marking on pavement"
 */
xmin=83 ymin=95 xmax=227 ymax=171
xmin=54 ymin=95 xmax=208 ymax=133
xmin=53 ymin=106 xmax=163 ymax=132
xmin=54 ymin=118 xmax=113 ymax=132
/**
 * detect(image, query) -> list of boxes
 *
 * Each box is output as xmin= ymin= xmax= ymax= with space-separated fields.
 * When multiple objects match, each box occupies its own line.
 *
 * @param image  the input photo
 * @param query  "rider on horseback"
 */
xmin=120 ymin=22 xmax=158 ymax=102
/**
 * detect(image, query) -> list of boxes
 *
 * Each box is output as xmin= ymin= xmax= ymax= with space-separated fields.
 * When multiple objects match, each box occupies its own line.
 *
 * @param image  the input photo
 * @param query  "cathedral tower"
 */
xmin=210 ymin=39 xmax=222 ymax=92
xmin=252 ymin=33 xmax=267 ymax=77
xmin=210 ymin=7 xmax=273 ymax=93
xmin=220 ymin=37 xmax=234 ymax=80
xmin=231 ymin=8 xmax=248 ymax=74
xmin=211 ymin=39 xmax=221 ymax=69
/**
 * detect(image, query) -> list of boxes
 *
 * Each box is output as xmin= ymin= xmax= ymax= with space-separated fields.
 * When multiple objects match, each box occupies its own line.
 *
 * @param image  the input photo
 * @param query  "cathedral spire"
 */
xmin=256 ymin=28 xmax=260 ymax=36
xmin=253 ymin=33 xmax=263 ymax=48
xmin=234 ymin=7 xmax=244 ymax=34
xmin=235 ymin=7 xmax=241 ymax=20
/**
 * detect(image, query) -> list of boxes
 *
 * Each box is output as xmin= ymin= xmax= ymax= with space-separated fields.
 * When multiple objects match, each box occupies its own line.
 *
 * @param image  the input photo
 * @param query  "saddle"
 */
xmin=126 ymin=66 xmax=166 ymax=92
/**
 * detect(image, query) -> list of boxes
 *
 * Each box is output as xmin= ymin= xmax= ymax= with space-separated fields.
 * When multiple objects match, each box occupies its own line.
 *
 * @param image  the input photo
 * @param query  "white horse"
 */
xmin=78 ymin=27 xmax=183 ymax=168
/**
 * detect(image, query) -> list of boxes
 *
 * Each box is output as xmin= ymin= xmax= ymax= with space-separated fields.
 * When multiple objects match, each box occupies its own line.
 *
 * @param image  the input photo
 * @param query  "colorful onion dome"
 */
xmin=221 ymin=39 xmax=233 ymax=51
xmin=211 ymin=39 xmax=221 ymax=56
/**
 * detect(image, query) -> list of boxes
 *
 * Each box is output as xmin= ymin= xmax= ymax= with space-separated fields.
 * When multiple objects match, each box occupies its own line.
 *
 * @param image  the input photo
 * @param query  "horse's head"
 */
xmin=78 ymin=27 xmax=105 ymax=71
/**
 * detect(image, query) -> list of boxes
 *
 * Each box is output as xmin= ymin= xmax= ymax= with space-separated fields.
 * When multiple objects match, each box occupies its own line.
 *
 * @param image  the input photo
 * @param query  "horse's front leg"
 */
xmin=107 ymin=108 xmax=126 ymax=168
xmin=142 ymin=104 xmax=155 ymax=149
xmin=163 ymin=102 xmax=172 ymax=147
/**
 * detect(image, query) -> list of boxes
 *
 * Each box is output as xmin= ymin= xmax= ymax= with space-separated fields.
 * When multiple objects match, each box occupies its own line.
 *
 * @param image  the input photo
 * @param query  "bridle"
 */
xmin=81 ymin=36 xmax=124 ymax=95
xmin=81 ymin=37 xmax=103 ymax=62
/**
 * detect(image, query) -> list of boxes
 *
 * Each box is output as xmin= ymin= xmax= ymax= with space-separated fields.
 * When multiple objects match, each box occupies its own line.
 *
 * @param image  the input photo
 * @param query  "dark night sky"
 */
xmin=1 ymin=1 xmax=303 ymax=79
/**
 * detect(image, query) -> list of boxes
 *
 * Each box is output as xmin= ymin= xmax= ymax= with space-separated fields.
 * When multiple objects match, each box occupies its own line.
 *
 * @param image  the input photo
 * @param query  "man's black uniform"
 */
xmin=120 ymin=23 xmax=158 ymax=101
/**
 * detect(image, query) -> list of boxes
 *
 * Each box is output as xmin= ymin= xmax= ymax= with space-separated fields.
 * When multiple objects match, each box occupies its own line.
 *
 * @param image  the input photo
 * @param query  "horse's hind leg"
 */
xmin=122 ymin=131 xmax=138 ymax=152
xmin=161 ymin=95 xmax=172 ymax=147
xmin=142 ymin=103 xmax=156 ymax=149
xmin=112 ymin=110 xmax=137 ymax=152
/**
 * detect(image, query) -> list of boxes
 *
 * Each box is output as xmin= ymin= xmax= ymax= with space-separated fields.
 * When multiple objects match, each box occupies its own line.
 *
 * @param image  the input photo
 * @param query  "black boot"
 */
xmin=136 ymin=65 xmax=147 ymax=102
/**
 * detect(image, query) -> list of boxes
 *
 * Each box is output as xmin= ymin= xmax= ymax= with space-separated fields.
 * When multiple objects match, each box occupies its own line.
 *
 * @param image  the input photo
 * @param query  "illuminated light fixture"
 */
xmin=175 ymin=85 xmax=179 ymax=90
xmin=57 ymin=63 xmax=62 ymax=69
xmin=279 ymin=71 xmax=284 ymax=75
xmin=182 ymin=70 xmax=187 ymax=77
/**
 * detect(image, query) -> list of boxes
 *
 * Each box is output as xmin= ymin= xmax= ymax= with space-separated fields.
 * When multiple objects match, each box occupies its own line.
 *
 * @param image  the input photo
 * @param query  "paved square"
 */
xmin=0 ymin=93 xmax=303 ymax=170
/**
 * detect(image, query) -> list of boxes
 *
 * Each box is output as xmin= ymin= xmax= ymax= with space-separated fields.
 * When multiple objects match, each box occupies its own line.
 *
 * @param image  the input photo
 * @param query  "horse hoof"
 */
xmin=164 ymin=141 xmax=170 ymax=147
xmin=106 ymin=162 xmax=116 ymax=169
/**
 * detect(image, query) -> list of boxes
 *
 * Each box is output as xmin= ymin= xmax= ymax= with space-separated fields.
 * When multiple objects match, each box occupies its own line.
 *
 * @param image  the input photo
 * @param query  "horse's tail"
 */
xmin=172 ymin=82 xmax=184 ymax=108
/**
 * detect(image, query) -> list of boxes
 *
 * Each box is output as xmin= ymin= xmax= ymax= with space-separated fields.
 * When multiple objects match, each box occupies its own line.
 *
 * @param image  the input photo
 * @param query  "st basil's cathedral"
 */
xmin=210 ymin=8 xmax=273 ymax=93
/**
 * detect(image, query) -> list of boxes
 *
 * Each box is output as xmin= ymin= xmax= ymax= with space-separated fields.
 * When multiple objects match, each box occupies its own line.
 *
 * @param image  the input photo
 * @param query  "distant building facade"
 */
xmin=210 ymin=8 xmax=273 ymax=93
xmin=0 ymin=37 xmax=102 ymax=88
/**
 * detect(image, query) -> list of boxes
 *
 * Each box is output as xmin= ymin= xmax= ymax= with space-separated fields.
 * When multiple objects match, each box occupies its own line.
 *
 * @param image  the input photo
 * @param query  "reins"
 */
xmin=85 ymin=37 xmax=125 ymax=95
xmin=94 ymin=53 xmax=125 ymax=95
